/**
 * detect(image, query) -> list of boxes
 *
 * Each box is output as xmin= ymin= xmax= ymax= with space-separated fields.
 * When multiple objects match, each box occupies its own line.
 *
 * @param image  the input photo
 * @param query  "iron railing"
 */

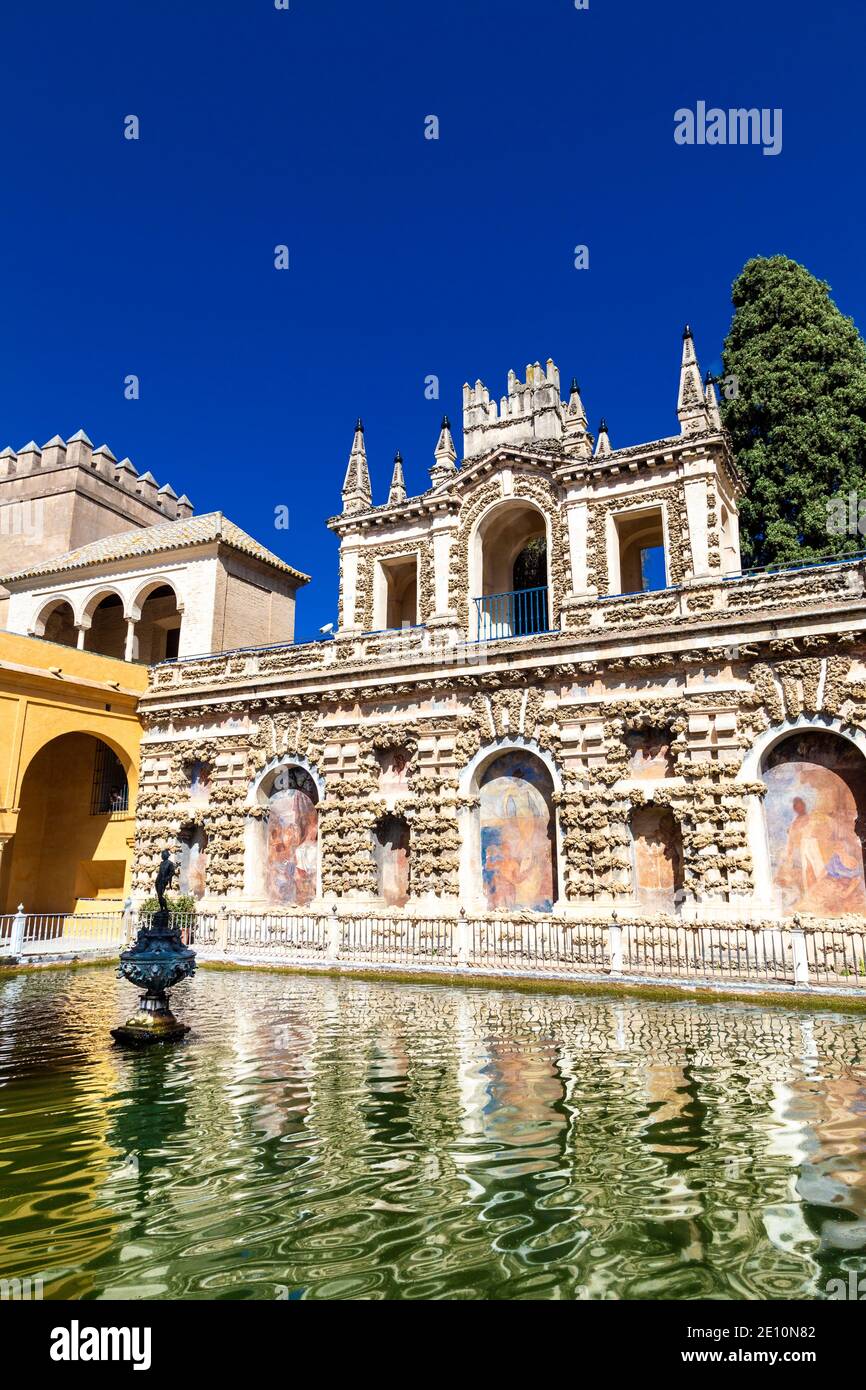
xmin=473 ymin=585 xmax=550 ymax=640
xmin=0 ymin=910 xmax=128 ymax=956
xmin=4 ymin=907 xmax=866 ymax=995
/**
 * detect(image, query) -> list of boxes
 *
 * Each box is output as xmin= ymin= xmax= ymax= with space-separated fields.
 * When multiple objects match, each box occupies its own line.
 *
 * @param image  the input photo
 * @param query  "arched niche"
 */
xmin=373 ymin=813 xmax=410 ymax=906
xmin=472 ymin=747 xmax=558 ymax=912
xmin=178 ymin=824 xmax=207 ymax=900
xmin=629 ymin=803 xmax=684 ymax=912
xmin=760 ymin=729 xmax=866 ymax=915
xmin=245 ymin=762 xmax=320 ymax=906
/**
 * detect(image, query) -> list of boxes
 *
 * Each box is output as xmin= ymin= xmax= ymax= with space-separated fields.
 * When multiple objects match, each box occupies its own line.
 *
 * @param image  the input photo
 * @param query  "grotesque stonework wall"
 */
xmin=131 ymin=590 xmax=866 ymax=933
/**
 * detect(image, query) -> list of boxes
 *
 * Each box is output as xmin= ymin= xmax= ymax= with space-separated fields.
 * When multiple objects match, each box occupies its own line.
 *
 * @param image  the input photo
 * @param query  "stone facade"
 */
xmin=130 ymin=330 xmax=866 ymax=931
xmin=2 ymin=512 xmax=309 ymax=661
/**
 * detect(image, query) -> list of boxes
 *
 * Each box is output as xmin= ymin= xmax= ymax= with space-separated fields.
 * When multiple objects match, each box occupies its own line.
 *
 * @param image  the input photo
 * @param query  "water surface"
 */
xmin=1 ymin=967 xmax=865 ymax=1300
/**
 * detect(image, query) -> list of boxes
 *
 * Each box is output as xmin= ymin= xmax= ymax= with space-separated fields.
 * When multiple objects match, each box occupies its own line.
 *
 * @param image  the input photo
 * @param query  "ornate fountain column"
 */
xmin=111 ymin=849 xmax=196 ymax=1046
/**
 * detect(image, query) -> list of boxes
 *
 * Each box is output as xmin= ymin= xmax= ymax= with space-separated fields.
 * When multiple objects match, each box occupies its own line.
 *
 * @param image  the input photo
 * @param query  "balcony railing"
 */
xmin=473 ymin=585 xmax=550 ymax=640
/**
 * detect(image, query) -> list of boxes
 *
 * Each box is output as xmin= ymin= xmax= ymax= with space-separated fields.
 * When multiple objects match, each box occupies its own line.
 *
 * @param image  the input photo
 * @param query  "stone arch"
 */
xmin=128 ymin=579 xmax=183 ymax=663
xmin=629 ymin=801 xmax=685 ymax=912
xmin=31 ymin=596 xmax=77 ymax=647
xmin=469 ymin=496 xmax=552 ymax=640
xmin=128 ymin=575 xmax=184 ymax=620
xmin=459 ymin=738 xmax=561 ymax=912
xmin=244 ymin=756 xmax=323 ymax=905
xmin=15 ymin=723 xmax=133 ymax=800
xmin=79 ymin=586 xmax=128 ymax=658
xmin=757 ymin=726 xmax=866 ymax=917
xmin=80 ymin=584 xmax=128 ymax=625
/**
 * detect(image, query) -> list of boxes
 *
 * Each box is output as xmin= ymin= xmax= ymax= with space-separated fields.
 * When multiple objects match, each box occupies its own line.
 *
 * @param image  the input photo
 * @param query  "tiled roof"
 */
xmin=1 ymin=511 xmax=311 ymax=585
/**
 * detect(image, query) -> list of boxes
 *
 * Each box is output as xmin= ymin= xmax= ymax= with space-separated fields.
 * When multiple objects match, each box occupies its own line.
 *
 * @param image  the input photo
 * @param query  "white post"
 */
xmin=456 ymin=908 xmax=470 ymax=967
xmin=791 ymin=915 xmax=810 ymax=987
xmin=217 ymin=903 xmax=229 ymax=954
xmin=326 ymin=904 xmax=341 ymax=961
xmin=608 ymin=910 xmax=624 ymax=975
xmin=122 ymin=896 xmax=135 ymax=942
xmin=124 ymin=617 xmax=137 ymax=661
xmin=11 ymin=904 xmax=26 ymax=957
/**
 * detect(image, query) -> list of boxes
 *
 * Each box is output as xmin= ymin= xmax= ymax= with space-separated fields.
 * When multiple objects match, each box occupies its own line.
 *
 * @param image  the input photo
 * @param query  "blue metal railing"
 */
xmin=473 ymin=585 xmax=550 ymax=640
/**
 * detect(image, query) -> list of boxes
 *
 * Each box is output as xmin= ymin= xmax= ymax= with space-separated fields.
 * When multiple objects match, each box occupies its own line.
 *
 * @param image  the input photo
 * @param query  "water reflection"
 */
xmin=0 ymin=969 xmax=865 ymax=1300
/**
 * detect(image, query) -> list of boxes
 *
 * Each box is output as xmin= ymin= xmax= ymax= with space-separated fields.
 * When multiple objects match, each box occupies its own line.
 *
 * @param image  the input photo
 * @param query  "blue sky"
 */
xmin=1 ymin=0 xmax=865 ymax=640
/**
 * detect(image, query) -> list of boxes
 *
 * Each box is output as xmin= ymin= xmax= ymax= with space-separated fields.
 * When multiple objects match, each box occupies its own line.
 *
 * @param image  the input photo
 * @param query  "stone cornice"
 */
xmin=139 ymin=587 xmax=866 ymax=723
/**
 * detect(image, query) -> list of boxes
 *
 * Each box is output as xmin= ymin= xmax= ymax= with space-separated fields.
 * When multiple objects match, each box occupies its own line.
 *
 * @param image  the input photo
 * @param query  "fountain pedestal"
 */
xmin=111 ymin=908 xmax=196 ymax=1047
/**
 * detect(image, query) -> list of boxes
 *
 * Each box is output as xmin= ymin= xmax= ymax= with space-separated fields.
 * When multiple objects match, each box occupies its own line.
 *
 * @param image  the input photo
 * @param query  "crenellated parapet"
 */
xmin=0 ymin=427 xmax=195 ymax=586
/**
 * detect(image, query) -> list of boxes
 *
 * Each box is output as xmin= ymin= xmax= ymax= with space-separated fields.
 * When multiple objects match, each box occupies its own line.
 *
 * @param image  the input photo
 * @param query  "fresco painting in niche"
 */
xmin=377 ymin=748 xmax=410 ymax=803
xmin=631 ymin=804 xmax=684 ymax=911
xmin=479 ymin=752 xmax=556 ymax=912
xmin=626 ymin=728 xmax=674 ymax=780
xmin=186 ymin=760 xmax=211 ymax=806
xmin=179 ymin=826 xmax=207 ymax=900
xmin=763 ymin=733 xmax=866 ymax=914
xmin=373 ymin=815 xmax=410 ymax=906
xmin=267 ymin=767 xmax=318 ymax=906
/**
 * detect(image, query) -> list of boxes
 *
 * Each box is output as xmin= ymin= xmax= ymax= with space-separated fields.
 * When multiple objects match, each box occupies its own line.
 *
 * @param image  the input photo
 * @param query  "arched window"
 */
xmin=630 ymin=804 xmax=684 ymax=911
xmin=373 ymin=814 xmax=410 ymax=906
xmin=473 ymin=501 xmax=550 ymax=639
xmin=762 ymin=731 xmax=866 ymax=915
xmin=91 ymin=742 xmax=129 ymax=815
xmin=478 ymin=750 xmax=557 ymax=911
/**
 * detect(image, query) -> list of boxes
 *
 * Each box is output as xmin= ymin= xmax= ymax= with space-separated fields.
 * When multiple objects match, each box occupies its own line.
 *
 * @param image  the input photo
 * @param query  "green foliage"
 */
xmin=140 ymin=895 xmax=197 ymax=918
xmin=721 ymin=255 xmax=866 ymax=568
xmin=513 ymin=536 xmax=547 ymax=590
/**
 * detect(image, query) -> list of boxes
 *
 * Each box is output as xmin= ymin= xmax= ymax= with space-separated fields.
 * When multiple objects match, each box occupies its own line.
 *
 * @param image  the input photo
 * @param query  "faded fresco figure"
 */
xmin=373 ymin=814 xmax=410 ymax=906
xmin=764 ymin=733 xmax=866 ymax=915
xmin=179 ymin=825 xmax=207 ymax=900
xmin=266 ymin=767 xmax=319 ymax=906
xmin=186 ymin=760 xmax=211 ymax=806
xmin=631 ymin=804 xmax=684 ymax=911
xmin=377 ymin=748 xmax=411 ymax=803
xmin=626 ymin=727 xmax=675 ymax=780
xmin=479 ymin=752 xmax=556 ymax=912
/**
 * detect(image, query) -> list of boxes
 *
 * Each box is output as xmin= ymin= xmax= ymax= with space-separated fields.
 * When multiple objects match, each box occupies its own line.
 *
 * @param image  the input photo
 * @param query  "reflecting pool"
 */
xmin=1 ymin=967 xmax=865 ymax=1300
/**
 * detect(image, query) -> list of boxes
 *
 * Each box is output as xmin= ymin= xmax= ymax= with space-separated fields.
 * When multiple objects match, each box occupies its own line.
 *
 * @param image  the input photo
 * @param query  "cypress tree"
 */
xmin=721 ymin=255 xmax=866 ymax=568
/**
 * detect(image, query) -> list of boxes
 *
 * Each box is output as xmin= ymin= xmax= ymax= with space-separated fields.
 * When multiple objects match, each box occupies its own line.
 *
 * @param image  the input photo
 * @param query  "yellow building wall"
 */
xmin=0 ymin=632 xmax=147 ymax=914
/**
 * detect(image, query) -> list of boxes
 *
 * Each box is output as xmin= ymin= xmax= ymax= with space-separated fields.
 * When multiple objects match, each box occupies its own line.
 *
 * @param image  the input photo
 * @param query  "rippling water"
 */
xmin=1 ymin=967 xmax=865 ymax=1300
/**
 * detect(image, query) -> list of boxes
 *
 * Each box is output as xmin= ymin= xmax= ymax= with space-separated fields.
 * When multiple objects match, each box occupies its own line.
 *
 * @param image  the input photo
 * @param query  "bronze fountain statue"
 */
xmin=111 ymin=850 xmax=196 ymax=1046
